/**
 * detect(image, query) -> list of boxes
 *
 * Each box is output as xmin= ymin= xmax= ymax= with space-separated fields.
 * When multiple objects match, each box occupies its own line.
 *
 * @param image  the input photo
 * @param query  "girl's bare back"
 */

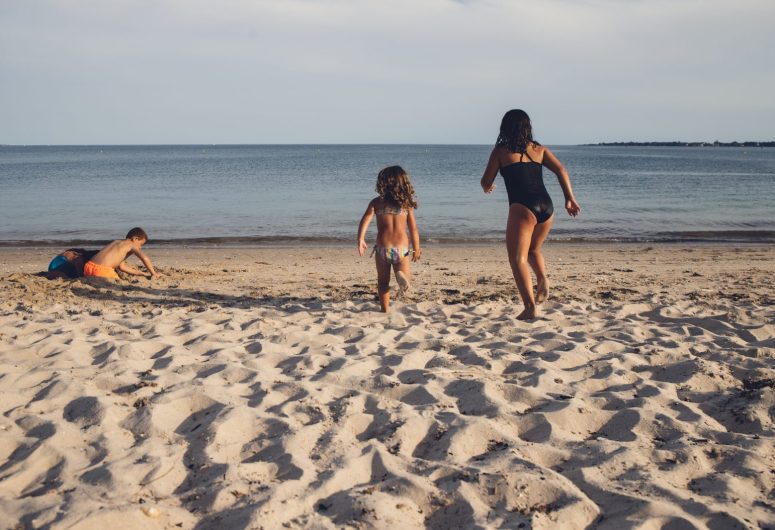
xmin=373 ymin=197 xmax=410 ymax=248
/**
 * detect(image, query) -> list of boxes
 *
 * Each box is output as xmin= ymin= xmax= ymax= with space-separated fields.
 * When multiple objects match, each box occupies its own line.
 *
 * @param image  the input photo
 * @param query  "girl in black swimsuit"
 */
xmin=480 ymin=109 xmax=581 ymax=320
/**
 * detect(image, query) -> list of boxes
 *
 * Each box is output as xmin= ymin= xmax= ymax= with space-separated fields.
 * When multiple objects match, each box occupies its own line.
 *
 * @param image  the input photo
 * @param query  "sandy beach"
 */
xmin=0 ymin=243 xmax=773 ymax=529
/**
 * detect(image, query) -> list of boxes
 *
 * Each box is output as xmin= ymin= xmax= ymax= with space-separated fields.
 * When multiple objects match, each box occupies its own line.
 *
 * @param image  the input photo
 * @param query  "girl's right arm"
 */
xmin=480 ymin=147 xmax=500 ymax=193
xmin=357 ymin=200 xmax=376 ymax=256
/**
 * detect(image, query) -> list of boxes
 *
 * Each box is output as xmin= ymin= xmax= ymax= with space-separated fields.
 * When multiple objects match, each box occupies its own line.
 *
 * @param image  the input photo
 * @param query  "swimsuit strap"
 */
xmin=520 ymin=148 xmax=536 ymax=163
xmin=371 ymin=244 xmax=413 ymax=252
xmin=510 ymin=147 xmax=535 ymax=166
xmin=376 ymin=205 xmax=405 ymax=215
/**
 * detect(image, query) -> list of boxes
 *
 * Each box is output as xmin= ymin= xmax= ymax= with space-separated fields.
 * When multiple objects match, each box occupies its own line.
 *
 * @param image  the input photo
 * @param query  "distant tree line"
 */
xmin=582 ymin=141 xmax=775 ymax=147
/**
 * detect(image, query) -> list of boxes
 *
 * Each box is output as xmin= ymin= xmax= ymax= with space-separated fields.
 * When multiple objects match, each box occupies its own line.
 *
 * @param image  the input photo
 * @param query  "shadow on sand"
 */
xmin=68 ymin=277 xmax=344 ymax=312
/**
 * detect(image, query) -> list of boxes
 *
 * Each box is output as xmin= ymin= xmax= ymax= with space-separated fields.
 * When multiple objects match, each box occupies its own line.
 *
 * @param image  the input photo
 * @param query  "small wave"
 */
xmin=1 ymin=230 xmax=774 ymax=248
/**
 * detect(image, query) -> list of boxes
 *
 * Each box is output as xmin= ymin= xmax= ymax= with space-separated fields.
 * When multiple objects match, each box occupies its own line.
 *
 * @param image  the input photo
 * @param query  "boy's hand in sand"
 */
xmin=565 ymin=198 xmax=581 ymax=217
xmin=412 ymin=248 xmax=422 ymax=262
xmin=358 ymin=239 xmax=368 ymax=257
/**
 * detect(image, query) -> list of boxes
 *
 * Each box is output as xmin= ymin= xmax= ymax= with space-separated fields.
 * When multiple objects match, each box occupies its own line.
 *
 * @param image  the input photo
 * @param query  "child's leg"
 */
xmin=375 ymin=254 xmax=392 ymax=312
xmin=394 ymin=256 xmax=411 ymax=295
xmin=528 ymin=216 xmax=553 ymax=303
xmin=506 ymin=204 xmax=538 ymax=320
xmin=394 ymin=256 xmax=411 ymax=282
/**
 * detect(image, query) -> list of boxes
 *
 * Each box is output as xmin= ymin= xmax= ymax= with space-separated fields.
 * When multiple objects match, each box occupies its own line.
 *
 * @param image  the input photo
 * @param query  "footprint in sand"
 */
xmin=0 ymin=417 xmax=56 ymax=473
xmin=444 ymin=380 xmax=498 ymax=417
xmin=63 ymin=396 xmax=104 ymax=429
xmin=517 ymin=413 xmax=552 ymax=443
xmin=594 ymin=409 xmax=640 ymax=442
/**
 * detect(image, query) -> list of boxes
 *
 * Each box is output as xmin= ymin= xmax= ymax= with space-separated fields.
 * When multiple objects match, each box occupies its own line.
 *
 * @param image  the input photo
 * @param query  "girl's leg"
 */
xmin=528 ymin=215 xmax=553 ymax=303
xmin=506 ymin=204 xmax=538 ymax=320
xmin=375 ymin=254 xmax=392 ymax=312
xmin=394 ymin=255 xmax=411 ymax=295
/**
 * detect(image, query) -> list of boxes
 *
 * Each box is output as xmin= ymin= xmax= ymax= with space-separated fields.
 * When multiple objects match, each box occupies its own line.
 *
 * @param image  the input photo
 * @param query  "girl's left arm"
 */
xmin=407 ymin=209 xmax=422 ymax=262
xmin=357 ymin=200 xmax=375 ymax=256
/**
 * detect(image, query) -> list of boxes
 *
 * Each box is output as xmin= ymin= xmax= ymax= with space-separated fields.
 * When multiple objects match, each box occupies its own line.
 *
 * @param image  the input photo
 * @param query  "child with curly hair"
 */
xmin=357 ymin=165 xmax=422 ymax=312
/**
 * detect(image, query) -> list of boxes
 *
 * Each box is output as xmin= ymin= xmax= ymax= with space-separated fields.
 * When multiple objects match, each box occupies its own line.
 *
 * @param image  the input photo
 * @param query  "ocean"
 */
xmin=1 ymin=144 xmax=773 ymax=245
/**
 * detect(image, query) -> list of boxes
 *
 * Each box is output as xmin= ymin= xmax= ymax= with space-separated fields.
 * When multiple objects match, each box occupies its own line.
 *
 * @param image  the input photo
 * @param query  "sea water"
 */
xmin=1 ymin=144 xmax=773 ymax=245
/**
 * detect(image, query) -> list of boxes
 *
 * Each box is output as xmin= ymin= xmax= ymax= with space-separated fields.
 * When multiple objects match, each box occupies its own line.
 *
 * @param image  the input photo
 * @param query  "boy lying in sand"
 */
xmin=83 ymin=227 xmax=158 ymax=280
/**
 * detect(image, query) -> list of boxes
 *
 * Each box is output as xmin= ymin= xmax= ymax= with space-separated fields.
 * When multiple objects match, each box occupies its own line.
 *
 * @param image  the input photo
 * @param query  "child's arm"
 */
xmin=130 ymin=248 xmax=158 ymax=276
xmin=118 ymin=261 xmax=149 ymax=277
xmin=542 ymin=148 xmax=581 ymax=217
xmin=357 ymin=200 xmax=376 ymax=256
xmin=407 ymin=209 xmax=422 ymax=262
xmin=480 ymin=147 xmax=500 ymax=193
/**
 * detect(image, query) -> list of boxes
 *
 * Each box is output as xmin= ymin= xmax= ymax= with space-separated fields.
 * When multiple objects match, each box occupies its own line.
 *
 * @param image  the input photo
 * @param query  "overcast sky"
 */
xmin=1 ymin=0 xmax=773 ymax=144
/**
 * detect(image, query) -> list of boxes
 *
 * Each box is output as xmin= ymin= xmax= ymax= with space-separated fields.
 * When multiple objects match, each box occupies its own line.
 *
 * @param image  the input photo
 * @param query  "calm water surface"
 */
xmin=1 ymin=145 xmax=773 ymax=244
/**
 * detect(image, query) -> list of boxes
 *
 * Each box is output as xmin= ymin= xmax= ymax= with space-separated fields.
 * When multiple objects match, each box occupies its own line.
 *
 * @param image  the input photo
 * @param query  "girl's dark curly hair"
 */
xmin=496 ymin=109 xmax=541 ymax=154
xmin=376 ymin=165 xmax=418 ymax=210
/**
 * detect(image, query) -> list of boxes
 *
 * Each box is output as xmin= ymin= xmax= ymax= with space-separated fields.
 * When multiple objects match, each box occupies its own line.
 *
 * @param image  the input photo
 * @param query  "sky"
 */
xmin=1 ymin=0 xmax=773 ymax=144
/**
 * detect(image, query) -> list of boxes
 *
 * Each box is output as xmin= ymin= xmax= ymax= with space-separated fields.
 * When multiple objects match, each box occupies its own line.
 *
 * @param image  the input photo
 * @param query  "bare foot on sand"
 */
xmin=396 ymin=271 xmax=411 ymax=298
xmin=516 ymin=305 xmax=538 ymax=321
xmin=536 ymin=279 xmax=549 ymax=304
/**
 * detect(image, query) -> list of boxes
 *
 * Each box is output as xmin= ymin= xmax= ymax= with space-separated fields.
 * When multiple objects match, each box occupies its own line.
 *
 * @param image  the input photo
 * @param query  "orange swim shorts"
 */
xmin=83 ymin=261 xmax=120 ymax=280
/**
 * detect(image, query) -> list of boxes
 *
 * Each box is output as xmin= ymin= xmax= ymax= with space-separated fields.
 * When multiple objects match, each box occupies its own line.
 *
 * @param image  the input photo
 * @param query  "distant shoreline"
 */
xmin=582 ymin=141 xmax=775 ymax=147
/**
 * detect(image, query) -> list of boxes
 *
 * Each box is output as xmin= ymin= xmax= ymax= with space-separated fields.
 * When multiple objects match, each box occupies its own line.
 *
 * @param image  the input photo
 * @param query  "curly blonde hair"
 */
xmin=376 ymin=165 xmax=418 ymax=210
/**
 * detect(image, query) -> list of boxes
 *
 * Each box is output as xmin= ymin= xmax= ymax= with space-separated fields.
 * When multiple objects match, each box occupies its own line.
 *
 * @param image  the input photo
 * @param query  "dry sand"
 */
xmin=0 ymin=244 xmax=773 ymax=530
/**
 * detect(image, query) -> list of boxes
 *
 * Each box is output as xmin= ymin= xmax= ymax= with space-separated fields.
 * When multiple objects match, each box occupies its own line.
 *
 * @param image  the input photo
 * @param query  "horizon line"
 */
xmin=3 ymin=140 xmax=774 ymax=148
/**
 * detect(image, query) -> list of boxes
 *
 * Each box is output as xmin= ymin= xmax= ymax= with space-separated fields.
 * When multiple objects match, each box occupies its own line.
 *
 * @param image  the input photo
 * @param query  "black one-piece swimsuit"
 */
xmin=500 ymin=157 xmax=554 ymax=223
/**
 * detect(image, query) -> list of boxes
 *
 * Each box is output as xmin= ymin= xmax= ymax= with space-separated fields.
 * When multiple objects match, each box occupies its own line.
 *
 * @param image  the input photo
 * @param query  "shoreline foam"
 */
xmin=1 ymin=229 xmax=775 ymax=249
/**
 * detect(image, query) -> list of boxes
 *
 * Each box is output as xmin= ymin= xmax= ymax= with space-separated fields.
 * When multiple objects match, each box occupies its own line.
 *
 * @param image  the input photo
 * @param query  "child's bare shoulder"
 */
xmin=111 ymin=239 xmax=131 ymax=250
xmin=492 ymin=144 xmax=509 ymax=156
xmin=111 ymin=239 xmax=135 ymax=256
xmin=100 ymin=239 xmax=120 ymax=251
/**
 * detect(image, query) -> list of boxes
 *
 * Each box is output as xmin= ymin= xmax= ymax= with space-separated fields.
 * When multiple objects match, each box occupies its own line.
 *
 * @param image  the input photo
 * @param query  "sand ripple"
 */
xmin=1 ymin=280 xmax=774 ymax=529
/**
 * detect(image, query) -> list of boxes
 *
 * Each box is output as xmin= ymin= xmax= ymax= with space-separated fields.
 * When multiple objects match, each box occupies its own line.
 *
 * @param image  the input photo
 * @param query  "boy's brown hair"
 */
xmin=126 ymin=227 xmax=148 ymax=242
xmin=376 ymin=165 xmax=418 ymax=210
